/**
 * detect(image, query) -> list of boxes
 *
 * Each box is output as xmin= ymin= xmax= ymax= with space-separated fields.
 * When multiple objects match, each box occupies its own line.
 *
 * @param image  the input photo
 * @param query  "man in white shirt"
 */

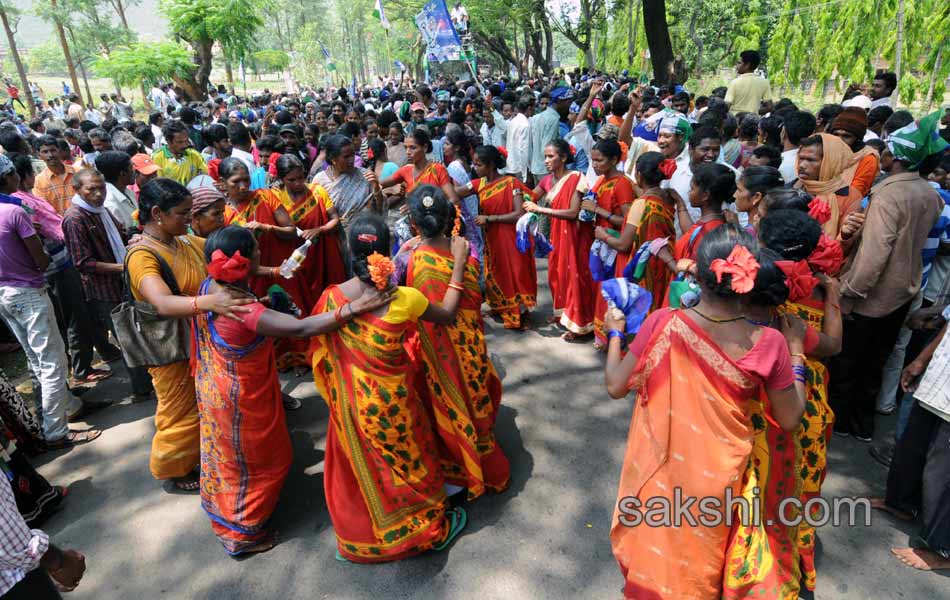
xmin=95 ymin=151 xmax=139 ymax=231
xmin=480 ymin=106 xmax=505 ymax=148
xmin=227 ymin=121 xmax=257 ymax=172
xmin=451 ymin=3 xmax=469 ymax=32
xmin=779 ymin=110 xmax=817 ymax=184
xmin=870 ymin=71 xmax=897 ymax=109
xmin=149 ymin=85 xmax=168 ymax=113
xmin=504 ymin=95 xmax=531 ymax=182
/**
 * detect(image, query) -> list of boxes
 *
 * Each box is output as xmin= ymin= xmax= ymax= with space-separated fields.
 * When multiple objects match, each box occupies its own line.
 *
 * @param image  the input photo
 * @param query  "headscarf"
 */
xmin=190 ymin=186 xmax=224 ymax=218
xmin=0 ymin=154 xmax=14 ymax=177
xmin=656 ymin=110 xmax=692 ymax=143
xmin=796 ymin=133 xmax=861 ymax=236
xmin=887 ymin=110 xmax=949 ymax=169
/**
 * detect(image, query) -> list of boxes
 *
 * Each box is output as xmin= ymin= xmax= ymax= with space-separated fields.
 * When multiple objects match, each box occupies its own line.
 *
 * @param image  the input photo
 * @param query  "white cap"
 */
xmin=843 ymin=94 xmax=872 ymax=110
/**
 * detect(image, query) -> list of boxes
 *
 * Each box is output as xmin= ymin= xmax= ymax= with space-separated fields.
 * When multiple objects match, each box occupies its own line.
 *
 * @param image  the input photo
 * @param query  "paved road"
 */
xmin=32 ymin=265 xmax=950 ymax=599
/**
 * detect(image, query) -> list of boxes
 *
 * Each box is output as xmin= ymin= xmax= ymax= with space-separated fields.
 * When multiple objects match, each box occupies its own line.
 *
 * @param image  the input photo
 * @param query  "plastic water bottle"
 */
xmin=578 ymin=190 xmax=597 ymax=222
xmin=280 ymin=237 xmax=312 ymax=279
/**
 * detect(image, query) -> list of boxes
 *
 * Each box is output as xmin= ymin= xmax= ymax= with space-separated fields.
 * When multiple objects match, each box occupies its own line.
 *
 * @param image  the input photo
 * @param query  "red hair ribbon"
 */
xmin=207 ymin=158 xmax=221 ymax=182
xmin=808 ymin=198 xmax=831 ymax=225
xmin=807 ymin=233 xmax=844 ymax=276
xmin=366 ymin=148 xmax=375 ymax=160
xmin=366 ymin=252 xmax=394 ymax=290
xmin=569 ymin=144 xmax=577 ymax=156
xmin=776 ymin=259 xmax=819 ymax=302
xmin=497 ymin=146 xmax=509 ymax=159
xmin=207 ymin=249 xmax=251 ymax=283
xmin=710 ymin=245 xmax=760 ymax=294
xmin=358 ymin=233 xmax=378 ymax=243
xmin=618 ymin=141 xmax=629 ymax=165
xmin=658 ymin=159 xmax=677 ymax=180
xmin=267 ymin=152 xmax=282 ymax=178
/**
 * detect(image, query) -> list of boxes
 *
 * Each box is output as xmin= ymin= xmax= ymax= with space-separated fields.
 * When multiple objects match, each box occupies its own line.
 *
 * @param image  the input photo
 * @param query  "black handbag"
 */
xmin=110 ymin=246 xmax=190 ymax=368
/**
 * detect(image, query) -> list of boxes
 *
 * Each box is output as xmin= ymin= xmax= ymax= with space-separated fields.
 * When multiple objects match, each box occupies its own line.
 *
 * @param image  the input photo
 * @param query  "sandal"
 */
xmin=165 ymin=471 xmax=200 ymax=494
xmin=236 ymin=530 xmax=279 ymax=556
xmin=433 ymin=506 xmax=468 ymax=552
xmin=561 ymin=331 xmax=593 ymax=343
xmin=283 ymin=396 xmax=302 ymax=411
xmin=71 ymin=369 xmax=113 ymax=385
xmin=46 ymin=429 xmax=102 ymax=449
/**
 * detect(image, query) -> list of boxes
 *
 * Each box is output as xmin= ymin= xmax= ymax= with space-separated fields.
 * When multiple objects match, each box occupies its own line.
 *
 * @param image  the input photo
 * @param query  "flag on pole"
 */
xmin=319 ymin=41 xmax=337 ymax=72
xmin=374 ymin=0 xmax=391 ymax=30
xmin=394 ymin=60 xmax=406 ymax=72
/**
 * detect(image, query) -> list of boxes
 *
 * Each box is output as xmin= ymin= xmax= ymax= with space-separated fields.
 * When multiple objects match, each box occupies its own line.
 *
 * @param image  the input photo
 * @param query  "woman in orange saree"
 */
xmin=604 ymin=226 xmax=807 ymax=600
xmin=455 ymin=145 xmax=536 ymax=329
xmin=401 ymin=185 xmax=509 ymax=499
xmin=259 ymin=155 xmax=347 ymax=370
xmin=593 ymin=152 xmax=675 ymax=314
xmin=194 ymin=226 xmax=393 ymax=555
xmin=524 ymin=139 xmax=595 ymax=340
xmin=310 ymin=216 xmax=470 ymax=562
xmin=758 ymin=209 xmax=845 ymax=592
xmin=581 ymin=140 xmax=635 ymax=347
xmin=218 ymin=158 xmax=298 ymax=297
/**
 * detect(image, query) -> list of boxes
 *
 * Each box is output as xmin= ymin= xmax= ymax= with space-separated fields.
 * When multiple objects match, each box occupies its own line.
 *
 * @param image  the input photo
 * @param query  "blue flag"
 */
xmin=414 ymin=0 xmax=462 ymax=63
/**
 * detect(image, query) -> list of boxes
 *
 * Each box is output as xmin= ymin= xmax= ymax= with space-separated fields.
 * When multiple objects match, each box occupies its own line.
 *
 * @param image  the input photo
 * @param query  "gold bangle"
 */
xmin=792 ymin=353 xmax=807 ymax=362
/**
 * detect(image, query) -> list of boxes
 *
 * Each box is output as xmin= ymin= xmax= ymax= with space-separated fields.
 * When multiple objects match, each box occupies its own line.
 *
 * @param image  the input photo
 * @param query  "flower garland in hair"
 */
xmin=710 ymin=245 xmax=760 ymax=294
xmin=451 ymin=204 xmax=462 ymax=237
xmin=207 ymin=249 xmax=251 ymax=283
xmin=807 ymin=198 xmax=831 ymax=225
xmin=806 ymin=233 xmax=844 ymax=276
xmin=776 ymin=259 xmax=819 ymax=302
xmin=366 ymin=252 xmax=394 ymax=290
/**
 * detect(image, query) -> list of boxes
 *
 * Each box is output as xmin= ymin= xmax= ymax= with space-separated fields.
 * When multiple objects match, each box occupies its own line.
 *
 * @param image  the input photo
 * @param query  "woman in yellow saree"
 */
xmin=310 ymin=215 xmax=471 ymax=562
xmin=604 ymin=225 xmax=807 ymax=599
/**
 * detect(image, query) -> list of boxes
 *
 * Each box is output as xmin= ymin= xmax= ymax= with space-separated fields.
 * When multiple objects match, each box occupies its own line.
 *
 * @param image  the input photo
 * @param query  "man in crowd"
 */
xmin=504 ymin=95 xmax=531 ymax=183
xmin=528 ymin=86 xmax=570 ymax=185
xmin=33 ymin=136 xmax=77 ymax=215
xmin=725 ymin=50 xmax=772 ymax=115
xmin=871 ymin=71 xmax=898 ymax=109
xmin=779 ymin=110 xmax=817 ymax=183
xmin=151 ymin=120 xmax=207 ymax=185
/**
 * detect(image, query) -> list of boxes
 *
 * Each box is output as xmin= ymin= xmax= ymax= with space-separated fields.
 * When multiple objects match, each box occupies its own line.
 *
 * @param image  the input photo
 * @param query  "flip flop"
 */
xmin=283 ymin=396 xmax=302 ymax=411
xmin=71 ymin=369 xmax=113 ymax=385
xmin=433 ymin=506 xmax=468 ymax=552
xmin=45 ymin=429 xmax=102 ymax=449
xmin=334 ymin=549 xmax=352 ymax=563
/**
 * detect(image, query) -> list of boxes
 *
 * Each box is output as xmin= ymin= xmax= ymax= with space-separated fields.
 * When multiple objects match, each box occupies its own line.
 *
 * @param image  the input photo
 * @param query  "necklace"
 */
xmin=142 ymin=230 xmax=176 ymax=249
xmin=690 ymin=307 xmax=745 ymax=324
xmin=698 ymin=212 xmax=725 ymax=223
xmin=744 ymin=316 xmax=772 ymax=327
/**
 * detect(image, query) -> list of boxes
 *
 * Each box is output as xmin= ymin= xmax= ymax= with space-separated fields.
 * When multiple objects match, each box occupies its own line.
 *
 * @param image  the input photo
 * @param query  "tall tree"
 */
xmin=40 ymin=0 xmax=83 ymax=106
xmin=0 ymin=0 xmax=33 ymax=116
xmin=161 ymin=0 xmax=264 ymax=99
xmin=642 ymin=0 xmax=674 ymax=84
xmin=549 ymin=0 xmax=606 ymax=68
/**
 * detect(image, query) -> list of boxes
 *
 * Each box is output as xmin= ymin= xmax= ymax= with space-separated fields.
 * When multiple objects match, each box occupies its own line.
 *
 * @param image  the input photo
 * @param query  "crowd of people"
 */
xmin=1 ymin=47 xmax=950 ymax=599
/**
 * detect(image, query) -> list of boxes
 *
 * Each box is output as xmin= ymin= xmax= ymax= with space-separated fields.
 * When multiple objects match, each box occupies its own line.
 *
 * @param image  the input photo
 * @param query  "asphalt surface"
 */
xmin=31 ymin=262 xmax=950 ymax=599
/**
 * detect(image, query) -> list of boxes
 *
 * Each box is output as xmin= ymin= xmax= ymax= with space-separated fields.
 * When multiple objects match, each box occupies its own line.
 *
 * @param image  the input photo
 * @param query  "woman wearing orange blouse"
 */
xmin=376 ymin=128 xmax=459 ymax=208
xmin=582 ymin=140 xmax=635 ymax=348
xmin=456 ymin=145 xmax=537 ymax=329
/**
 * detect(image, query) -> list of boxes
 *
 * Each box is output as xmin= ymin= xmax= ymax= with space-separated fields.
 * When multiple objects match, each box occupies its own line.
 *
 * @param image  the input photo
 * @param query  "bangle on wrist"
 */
xmin=792 ymin=352 xmax=808 ymax=362
xmin=607 ymin=329 xmax=625 ymax=342
xmin=191 ymin=296 xmax=199 ymax=315
xmin=448 ymin=281 xmax=464 ymax=292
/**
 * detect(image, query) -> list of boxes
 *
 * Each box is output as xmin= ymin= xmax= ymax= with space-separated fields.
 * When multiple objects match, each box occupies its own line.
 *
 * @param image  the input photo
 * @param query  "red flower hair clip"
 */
xmin=776 ymin=259 xmax=819 ymax=302
xmin=207 ymin=249 xmax=251 ymax=283
xmin=497 ymin=146 xmax=509 ymax=159
xmin=267 ymin=152 xmax=282 ymax=178
xmin=658 ymin=159 xmax=677 ymax=180
xmin=366 ymin=148 xmax=375 ymax=160
xmin=808 ymin=198 xmax=831 ymax=225
xmin=710 ymin=245 xmax=760 ymax=294
xmin=807 ymin=234 xmax=844 ymax=276
xmin=207 ymin=158 xmax=221 ymax=182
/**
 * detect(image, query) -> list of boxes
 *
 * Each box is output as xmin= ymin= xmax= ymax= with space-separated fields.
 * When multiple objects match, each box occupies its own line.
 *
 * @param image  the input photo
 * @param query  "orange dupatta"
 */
xmin=796 ymin=134 xmax=863 ymax=236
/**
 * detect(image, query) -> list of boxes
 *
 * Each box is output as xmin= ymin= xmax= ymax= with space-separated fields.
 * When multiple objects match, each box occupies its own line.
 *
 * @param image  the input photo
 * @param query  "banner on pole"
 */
xmin=320 ymin=41 xmax=337 ymax=72
xmin=374 ymin=0 xmax=391 ymax=30
xmin=414 ymin=0 xmax=462 ymax=64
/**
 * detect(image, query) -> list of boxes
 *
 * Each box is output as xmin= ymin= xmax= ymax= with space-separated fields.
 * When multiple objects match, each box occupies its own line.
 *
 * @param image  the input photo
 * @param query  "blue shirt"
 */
xmin=922 ymin=184 xmax=950 ymax=289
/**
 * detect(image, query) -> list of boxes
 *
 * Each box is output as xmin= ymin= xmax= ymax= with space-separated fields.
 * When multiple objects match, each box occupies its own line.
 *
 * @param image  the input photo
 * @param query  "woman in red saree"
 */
xmin=217 ymin=157 xmax=298 ymax=298
xmin=193 ymin=226 xmax=392 ymax=555
xmin=593 ymin=152 xmax=675 ymax=314
xmin=456 ymin=145 xmax=537 ymax=329
xmin=604 ymin=226 xmax=807 ymax=600
xmin=580 ymin=140 xmax=635 ymax=347
xmin=524 ymin=139 xmax=596 ymax=340
xmin=258 ymin=155 xmax=347 ymax=370
xmin=310 ymin=215 xmax=470 ymax=562
xmin=377 ymin=128 xmax=459 ymax=207
xmin=400 ymin=185 xmax=509 ymax=499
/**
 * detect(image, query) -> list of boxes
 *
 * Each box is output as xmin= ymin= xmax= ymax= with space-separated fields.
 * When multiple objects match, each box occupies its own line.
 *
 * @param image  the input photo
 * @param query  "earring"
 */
xmin=158 ymin=219 xmax=163 ymax=225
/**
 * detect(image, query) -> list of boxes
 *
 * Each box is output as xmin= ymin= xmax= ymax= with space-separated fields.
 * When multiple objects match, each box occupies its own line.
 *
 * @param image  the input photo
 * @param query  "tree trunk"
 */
xmin=111 ymin=0 xmax=129 ymax=29
xmin=49 ymin=0 xmax=83 ymax=107
xmin=631 ymin=0 xmax=641 ymax=71
xmin=626 ymin=0 xmax=635 ymax=67
xmin=66 ymin=27 xmax=94 ymax=107
xmin=542 ymin=14 xmax=554 ymax=72
xmin=641 ymin=0 xmax=674 ymax=85
xmin=894 ymin=0 xmax=904 ymax=105
xmin=0 ymin=2 xmax=33 ymax=117
xmin=139 ymin=80 xmax=151 ymax=111
xmin=687 ymin=9 xmax=703 ymax=80
xmin=925 ymin=47 xmax=942 ymax=111
xmin=224 ymin=55 xmax=235 ymax=95
xmin=194 ymin=38 xmax=214 ymax=96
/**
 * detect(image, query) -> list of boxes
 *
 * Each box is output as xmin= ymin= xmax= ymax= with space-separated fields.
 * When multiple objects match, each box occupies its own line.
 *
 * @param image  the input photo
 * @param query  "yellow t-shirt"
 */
xmin=381 ymin=286 xmax=429 ymax=324
xmin=724 ymin=73 xmax=773 ymax=114
xmin=151 ymin=147 xmax=208 ymax=185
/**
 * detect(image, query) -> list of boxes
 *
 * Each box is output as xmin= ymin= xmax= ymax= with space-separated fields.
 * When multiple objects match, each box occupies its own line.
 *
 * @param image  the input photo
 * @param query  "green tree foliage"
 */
xmin=93 ymin=41 xmax=197 ymax=88
xmin=161 ymin=0 xmax=264 ymax=97
xmin=250 ymin=49 xmax=291 ymax=75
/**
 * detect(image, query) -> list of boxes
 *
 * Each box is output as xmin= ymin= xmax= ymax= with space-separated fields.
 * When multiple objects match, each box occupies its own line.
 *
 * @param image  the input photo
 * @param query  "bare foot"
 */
xmin=891 ymin=547 xmax=950 ymax=571
xmin=869 ymin=497 xmax=914 ymax=521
